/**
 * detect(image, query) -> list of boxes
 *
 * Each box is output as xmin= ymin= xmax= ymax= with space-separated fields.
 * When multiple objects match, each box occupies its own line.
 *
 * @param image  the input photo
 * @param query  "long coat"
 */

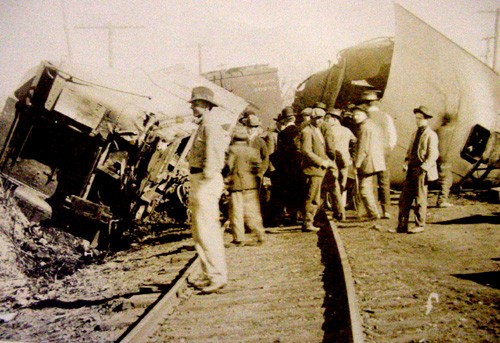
xmin=226 ymin=143 xmax=262 ymax=191
xmin=271 ymin=124 xmax=302 ymax=177
xmin=405 ymin=126 xmax=439 ymax=181
xmin=354 ymin=118 xmax=386 ymax=175
xmin=301 ymin=124 xmax=329 ymax=177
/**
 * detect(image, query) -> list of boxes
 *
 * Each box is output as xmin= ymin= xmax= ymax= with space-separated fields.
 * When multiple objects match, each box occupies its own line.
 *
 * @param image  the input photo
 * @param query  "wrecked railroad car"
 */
xmin=0 ymin=61 xmax=247 ymax=248
xmin=203 ymin=64 xmax=283 ymax=130
xmin=293 ymin=4 xmax=500 ymax=188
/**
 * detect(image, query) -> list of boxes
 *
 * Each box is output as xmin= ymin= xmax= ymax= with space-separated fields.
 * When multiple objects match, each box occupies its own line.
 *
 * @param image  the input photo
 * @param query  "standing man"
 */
xmin=352 ymin=105 xmax=386 ymax=221
xmin=246 ymin=114 xmax=270 ymax=183
xmin=297 ymin=107 xmax=313 ymax=131
xmin=269 ymin=106 xmax=303 ymax=226
xmin=300 ymin=108 xmax=335 ymax=232
xmin=323 ymin=108 xmax=357 ymax=220
xmin=186 ymin=86 xmax=227 ymax=294
xmin=393 ymin=106 xmax=439 ymax=234
xmin=226 ymin=127 xmax=266 ymax=246
xmin=361 ymin=90 xmax=397 ymax=219
xmin=436 ymin=113 xmax=456 ymax=208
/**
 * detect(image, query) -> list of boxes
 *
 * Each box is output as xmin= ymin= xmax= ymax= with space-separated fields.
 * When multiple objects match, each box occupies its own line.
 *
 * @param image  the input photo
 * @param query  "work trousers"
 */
xmin=437 ymin=162 xmax=452 ymax=204
xmin=304 ymin=175 xmax=324 ymax=228
xmin=229 ymin=189 xmax=265 ymax=242
xmin=189 ymin=173 xmax=227 ymax=284
xmin=359 ymin=173 xmax=380 ymax=218
xmin=376 ymin=169 xmax=391 ymax=211
xmin=397 ymin=165 xmax=428 ymax=230
xmin=322 ymin=169 xmax=345 ymax=220
xmin=375 ymin=152 xmax=391 ymax=212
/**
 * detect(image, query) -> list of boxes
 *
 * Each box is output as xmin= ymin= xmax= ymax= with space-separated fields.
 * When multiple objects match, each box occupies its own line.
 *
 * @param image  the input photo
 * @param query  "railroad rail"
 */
xmin=116 ymin=211 xmax=364 ymax=343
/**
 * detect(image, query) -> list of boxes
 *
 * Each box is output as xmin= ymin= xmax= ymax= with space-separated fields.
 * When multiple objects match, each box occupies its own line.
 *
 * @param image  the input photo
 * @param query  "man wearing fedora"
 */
xmin=359 ymin=90 xmax=397 ymax=219
xmin=186 ymin=86 xmax=228 ymax=293
xmin=392 ymin=106 xmax=439 ymax=234
xmin=268 ymin=106 xmax=303 ymax=226
xmin=300 ymin=108 xmax=335 ymax=231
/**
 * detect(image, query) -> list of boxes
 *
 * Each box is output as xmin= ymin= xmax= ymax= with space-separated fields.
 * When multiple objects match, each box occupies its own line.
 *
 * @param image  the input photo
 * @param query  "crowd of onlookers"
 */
xmin=185 ymin=85 xmax=453 ymax=294
xmin=224 ymin=90 xmax=399 ymax=240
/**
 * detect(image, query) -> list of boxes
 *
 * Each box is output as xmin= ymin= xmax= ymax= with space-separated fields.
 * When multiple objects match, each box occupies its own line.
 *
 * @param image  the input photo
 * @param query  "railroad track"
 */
xmin=115 ymin=212 xmax=364 ymax=343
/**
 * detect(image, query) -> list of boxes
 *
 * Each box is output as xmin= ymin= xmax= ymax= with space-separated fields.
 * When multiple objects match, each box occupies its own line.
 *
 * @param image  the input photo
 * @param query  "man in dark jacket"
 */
xmin=269 ymin=106 xmax=303 ymax=226
xmin=226 ymin=127 xmax=266 ymax=245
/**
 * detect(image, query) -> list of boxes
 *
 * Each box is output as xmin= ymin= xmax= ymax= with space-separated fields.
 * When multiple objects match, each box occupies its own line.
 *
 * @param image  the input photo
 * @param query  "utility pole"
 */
xmin=75 ymin=22 xmax=144 ymax=68
xmin=198 ymin=43 xmax=203 ymax=75
xmin=480 ymin=8 xmax=500 ymax=73
xmin=60 ymin=0 xmax=73 ymax=62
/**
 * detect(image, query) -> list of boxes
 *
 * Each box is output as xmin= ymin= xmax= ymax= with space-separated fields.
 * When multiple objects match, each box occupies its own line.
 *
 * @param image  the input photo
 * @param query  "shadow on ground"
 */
xmin=316 ymin=210 xmax=353 ymax=343
xmin=435 ymin=214 xmax=500 ymax=225
xmin=453 ymin=271 xmax=500 ymax=290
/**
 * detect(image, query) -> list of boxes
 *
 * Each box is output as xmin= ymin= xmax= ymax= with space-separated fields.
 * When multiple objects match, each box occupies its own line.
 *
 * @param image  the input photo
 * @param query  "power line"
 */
xmin=75 ymin=22 xmax=144 ymax=68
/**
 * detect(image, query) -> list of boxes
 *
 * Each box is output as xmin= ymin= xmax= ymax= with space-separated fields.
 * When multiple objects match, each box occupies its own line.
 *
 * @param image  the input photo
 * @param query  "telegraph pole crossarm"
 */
xmin=75 ymin=23 xmax=144 ymax=68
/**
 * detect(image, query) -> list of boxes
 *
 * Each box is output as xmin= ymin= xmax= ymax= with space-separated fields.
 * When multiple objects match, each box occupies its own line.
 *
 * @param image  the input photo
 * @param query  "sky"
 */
xmin=0 ymin=0 xmax=498 ymax=103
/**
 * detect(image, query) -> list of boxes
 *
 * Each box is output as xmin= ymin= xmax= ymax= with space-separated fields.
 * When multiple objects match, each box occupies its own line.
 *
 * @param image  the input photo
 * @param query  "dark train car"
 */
xmin=0 ymin=61 xmax=247 ymax=248
xmin=203 ymin=64 xmax=282 ymax=129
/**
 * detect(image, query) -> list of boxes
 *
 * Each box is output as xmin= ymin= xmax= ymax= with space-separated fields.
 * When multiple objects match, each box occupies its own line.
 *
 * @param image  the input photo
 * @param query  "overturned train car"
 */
xmin=293 ymin=4 xmax=499 ymax=188
xmin=0 ymin=61 xmax=247 ymax=248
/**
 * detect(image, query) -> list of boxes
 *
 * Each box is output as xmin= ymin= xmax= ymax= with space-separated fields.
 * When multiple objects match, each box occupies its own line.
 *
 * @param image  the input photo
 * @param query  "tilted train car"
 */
xmin=293 ymin=4 xmax=499 ymax=188
xmin=0 ymin=62 xmax=247 ymax=248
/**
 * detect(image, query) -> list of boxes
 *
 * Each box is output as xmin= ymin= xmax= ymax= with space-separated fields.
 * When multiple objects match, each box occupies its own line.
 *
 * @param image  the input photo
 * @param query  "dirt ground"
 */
xmin=0 ymin=185 xmax=498 ymax=342
xmin=339 ymin=191 xmax=499 ymax=342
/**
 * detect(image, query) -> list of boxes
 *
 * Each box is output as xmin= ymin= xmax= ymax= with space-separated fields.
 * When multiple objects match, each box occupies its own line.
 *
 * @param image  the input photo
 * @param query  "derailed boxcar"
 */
xmin=293 ymin=4 xmax=499 ymax=188
xmin=0 ymin=61 xmax=247 ymax=248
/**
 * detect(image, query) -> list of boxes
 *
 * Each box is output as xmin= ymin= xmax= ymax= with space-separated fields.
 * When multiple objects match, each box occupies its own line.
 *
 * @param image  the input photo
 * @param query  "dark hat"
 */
xmin=326 ymin=107 xmax=342 ymax=119
xmin=313 ymin=101 xmax=327 ymax=110
xmin=246 ymin=114 xmax=261 ymax=127
xmin=274 ymin=106 xmax=295 ymax=121
xmin=360 ymin=90 xmax=381 ymax=102
xmin=413 ymin=105 xmax=433 ymax=118
xmin=188 ymin=86 xmax=218 ymax=107
xmin=311 ymin=108 xmax=326 ymax=118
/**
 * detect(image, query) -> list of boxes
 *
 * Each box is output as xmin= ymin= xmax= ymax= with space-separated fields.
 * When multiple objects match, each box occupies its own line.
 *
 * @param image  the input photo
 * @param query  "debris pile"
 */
xmin=0 ymin=181 xmax=100 ymax=308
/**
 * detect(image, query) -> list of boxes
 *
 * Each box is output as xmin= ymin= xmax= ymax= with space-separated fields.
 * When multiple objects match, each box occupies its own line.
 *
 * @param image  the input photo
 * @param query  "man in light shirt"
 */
xmin=186 ymin=86 xmax=227 ymax=294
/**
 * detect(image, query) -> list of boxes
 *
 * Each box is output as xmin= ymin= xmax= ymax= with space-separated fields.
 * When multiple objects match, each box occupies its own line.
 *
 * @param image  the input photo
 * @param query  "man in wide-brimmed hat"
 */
xmin=392 ymin=105 xmax=439 ymax=234
xmin=186 ymin=86 xmax=227 ymax=294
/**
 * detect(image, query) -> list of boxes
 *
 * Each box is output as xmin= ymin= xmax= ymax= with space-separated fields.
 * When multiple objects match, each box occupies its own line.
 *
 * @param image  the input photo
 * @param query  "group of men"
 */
xmin=184 ymin=85 xmax=452 ymax=294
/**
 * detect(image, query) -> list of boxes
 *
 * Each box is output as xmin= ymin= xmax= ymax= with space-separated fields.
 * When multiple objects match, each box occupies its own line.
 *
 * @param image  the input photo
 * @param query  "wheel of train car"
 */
xmin=176 ymin=179 xmax=191 ymax=225
xmin=176 ymin=180 xmax=189 ymax=207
